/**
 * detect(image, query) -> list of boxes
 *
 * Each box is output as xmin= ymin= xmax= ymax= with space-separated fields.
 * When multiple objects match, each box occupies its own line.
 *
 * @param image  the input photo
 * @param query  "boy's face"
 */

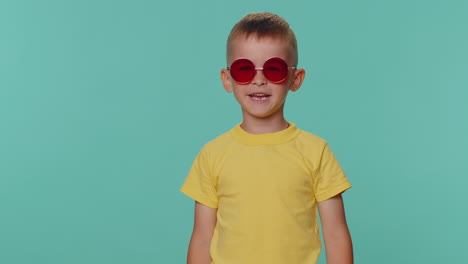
xmin=221 ymin=35 xmax=305 ymax=120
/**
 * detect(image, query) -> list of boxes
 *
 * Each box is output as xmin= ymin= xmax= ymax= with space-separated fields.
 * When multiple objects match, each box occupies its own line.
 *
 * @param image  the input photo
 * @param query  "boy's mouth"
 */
xmin=248 ymin=93 xmax=271 ymax=101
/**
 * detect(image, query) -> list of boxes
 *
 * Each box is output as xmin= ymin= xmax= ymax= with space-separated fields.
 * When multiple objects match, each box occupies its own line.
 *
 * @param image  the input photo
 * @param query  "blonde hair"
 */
xmin=226 ymin=12 xmax=298 ymax=64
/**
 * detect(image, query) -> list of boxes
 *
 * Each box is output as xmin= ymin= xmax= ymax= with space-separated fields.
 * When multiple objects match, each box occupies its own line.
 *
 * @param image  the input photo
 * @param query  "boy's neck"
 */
xmin=240 ymin=112 xmax=289 ymax=135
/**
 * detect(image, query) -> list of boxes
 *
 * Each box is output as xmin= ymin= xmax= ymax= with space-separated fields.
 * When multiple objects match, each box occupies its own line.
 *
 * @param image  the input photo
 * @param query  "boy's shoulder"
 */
xmin=297 ymin=127 xmax=327 ymax=143
xmin=296 ymin=128 xmax=330 ymax=149
xmin=197 ymin=126 xmax=237 ymax=156
xmin=292 ymin=126 xmax=331 ymax=157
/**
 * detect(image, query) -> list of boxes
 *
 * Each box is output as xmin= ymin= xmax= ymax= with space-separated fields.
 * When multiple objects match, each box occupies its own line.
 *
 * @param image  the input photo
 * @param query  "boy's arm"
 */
xmin=187 ymin=201 xmax=217 ymax=264
xmin=317 ymin=194 xmax=353 ymax=264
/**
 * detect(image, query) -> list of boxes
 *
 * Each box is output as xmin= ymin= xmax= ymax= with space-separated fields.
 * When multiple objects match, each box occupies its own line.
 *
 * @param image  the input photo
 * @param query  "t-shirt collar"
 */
xmin=230 ymin=122 xmax=301 ymax=146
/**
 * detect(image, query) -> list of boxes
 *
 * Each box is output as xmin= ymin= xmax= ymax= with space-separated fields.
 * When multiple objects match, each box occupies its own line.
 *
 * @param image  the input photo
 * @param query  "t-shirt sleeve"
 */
xmin=179 ymin=148 xmax=218 ymax=208
xmin=314 ymin=143 xmax=352 ymax=202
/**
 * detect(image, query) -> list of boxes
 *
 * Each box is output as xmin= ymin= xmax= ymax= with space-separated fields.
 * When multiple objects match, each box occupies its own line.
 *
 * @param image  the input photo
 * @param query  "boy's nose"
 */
xmin=252 ymin=69 xmax=267 ymax=85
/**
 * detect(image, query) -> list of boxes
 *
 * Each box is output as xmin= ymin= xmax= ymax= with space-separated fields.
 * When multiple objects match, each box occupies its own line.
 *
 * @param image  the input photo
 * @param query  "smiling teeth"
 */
xmin=250 ymin=93 xmax=269 ymax=101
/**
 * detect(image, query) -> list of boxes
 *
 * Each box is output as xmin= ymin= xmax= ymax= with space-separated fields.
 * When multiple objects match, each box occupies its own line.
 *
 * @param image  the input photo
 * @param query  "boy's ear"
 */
xmin=221 ymin=69 xmax=233 ymax=93
xmin=289 ymin=68 xmax=305 ymax=92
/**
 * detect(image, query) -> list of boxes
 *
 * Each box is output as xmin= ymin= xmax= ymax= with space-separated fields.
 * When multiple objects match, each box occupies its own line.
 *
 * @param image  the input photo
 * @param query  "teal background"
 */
xmin=1 ymin=0 xmax=467 ymax=263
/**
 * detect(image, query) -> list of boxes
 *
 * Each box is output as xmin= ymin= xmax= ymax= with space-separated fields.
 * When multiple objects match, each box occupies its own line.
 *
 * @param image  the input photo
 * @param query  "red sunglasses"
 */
xmin=227 ymin=57 xmax=296 ymax=85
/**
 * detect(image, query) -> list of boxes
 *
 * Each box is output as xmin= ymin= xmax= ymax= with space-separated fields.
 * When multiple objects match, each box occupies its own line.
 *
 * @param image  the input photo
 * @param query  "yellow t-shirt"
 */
xmin=180 ymin=123 xmax=351 ymax=264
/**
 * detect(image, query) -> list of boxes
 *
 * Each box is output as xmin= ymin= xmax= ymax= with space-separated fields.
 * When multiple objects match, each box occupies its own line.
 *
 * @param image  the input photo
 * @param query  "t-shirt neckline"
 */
xmin=230 ymin=122 xmax=301 ymax=146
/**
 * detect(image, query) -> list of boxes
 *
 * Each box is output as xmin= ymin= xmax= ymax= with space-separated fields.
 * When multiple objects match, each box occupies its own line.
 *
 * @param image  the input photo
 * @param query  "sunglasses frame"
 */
xmin=227 ymin=57 xmax=297 ymax=85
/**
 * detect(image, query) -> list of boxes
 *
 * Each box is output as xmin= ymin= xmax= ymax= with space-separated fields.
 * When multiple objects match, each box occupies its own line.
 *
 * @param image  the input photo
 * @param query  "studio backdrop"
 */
xmin=1 ymin=0 xmax=467 ymax=263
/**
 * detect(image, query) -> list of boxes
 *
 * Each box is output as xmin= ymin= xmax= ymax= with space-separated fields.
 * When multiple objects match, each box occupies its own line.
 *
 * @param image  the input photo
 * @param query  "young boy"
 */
xmin=180 ymin=12 xmax=353 ymax=264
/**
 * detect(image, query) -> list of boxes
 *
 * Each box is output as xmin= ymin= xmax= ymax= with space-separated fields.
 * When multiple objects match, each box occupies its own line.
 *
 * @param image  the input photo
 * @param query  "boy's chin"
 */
xmin=242 ymin=109 xmax=283 ymax=119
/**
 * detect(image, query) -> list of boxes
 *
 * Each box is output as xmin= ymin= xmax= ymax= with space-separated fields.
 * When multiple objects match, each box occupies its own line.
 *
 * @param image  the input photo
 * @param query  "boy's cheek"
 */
xmin=232 ymin=89 xmax=245 ymax=102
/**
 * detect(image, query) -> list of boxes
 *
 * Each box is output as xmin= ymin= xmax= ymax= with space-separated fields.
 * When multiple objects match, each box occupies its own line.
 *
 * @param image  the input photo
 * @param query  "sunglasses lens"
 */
xmin=263 ymin=58 xmax=289 ymax=83
xmin=230 ymin=59 xmax=256 ymax=83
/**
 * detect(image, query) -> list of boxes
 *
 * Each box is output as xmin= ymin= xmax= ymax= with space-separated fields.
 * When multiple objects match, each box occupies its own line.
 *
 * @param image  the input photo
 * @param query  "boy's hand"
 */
xmin=187 ymin=201 xmax=217 ymax=264
xmin=318 ymin=194 xmax=353 ymax=264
